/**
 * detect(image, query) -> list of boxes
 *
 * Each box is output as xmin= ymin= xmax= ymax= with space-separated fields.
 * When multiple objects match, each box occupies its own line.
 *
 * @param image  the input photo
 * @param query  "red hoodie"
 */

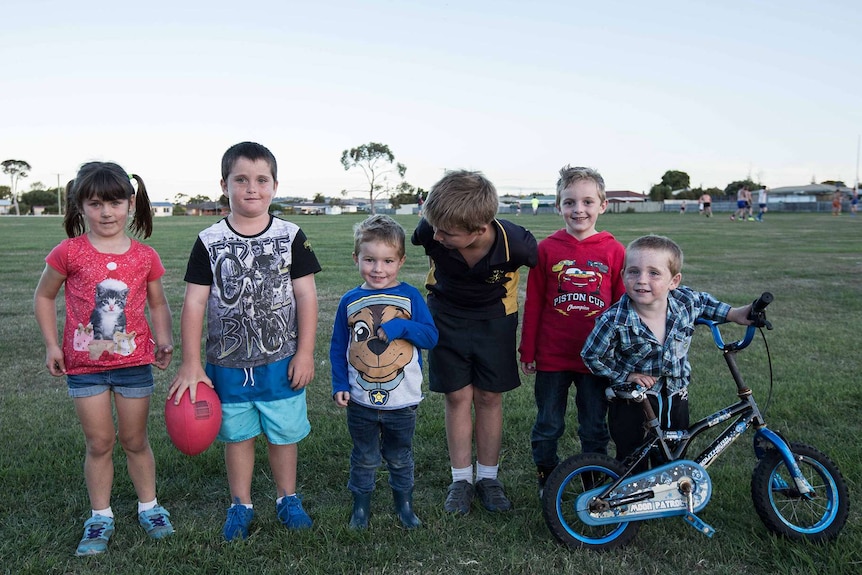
xmin=519 ymin=229 xmax=625 ymax=372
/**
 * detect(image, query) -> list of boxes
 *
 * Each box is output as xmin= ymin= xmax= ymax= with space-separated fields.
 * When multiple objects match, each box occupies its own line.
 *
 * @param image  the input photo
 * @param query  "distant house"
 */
xmin=606 ymin=190 xmax=647 ymax=203
xmin=0 ymin=199 xmax=11 ymax=215
xmin=185 ymin=202 xmax=227 ymax=216
xmin=151 ymin=202 xmax=174 ymax=217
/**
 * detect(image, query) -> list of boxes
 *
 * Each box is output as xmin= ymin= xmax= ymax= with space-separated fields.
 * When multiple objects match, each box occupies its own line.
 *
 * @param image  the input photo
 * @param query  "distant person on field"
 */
xmin=582 ymin=235 xmax=755 ymax=470
xmin=851 ymin=188 xmax=858 ymax=216
xmin=699 ymin=192 xmax=712 ymax=217
xmin=832 ymin=190 xmax=843 ymax=216
xmin=330 ymin=214 xmax=438 ymax=530
xmin=168 ymin=141 xmax=321 ymax=541
xmin=34 ymin=162 xmax=175 ymax=556
xmin=519 ymin=166 xmax=625 ymax=496
xmin=679 ymin=200 xmax=686 ymax=214
xmin=756 ymin=187 xmax=769 ymax=221
xmin=532 ymin=196 xmax=540 ymax=215
xmin=412 ymin=170 xmax=538 ymax=515
xmin=731 ymin=187 xmax=750 ymax=221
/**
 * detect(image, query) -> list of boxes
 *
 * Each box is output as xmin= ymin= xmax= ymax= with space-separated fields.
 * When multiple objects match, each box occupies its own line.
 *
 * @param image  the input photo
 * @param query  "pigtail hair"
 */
xmin=129 ymin=174 xmax=154 ymax=238
xmin=63 ymin=179 xmax=86 ymax=238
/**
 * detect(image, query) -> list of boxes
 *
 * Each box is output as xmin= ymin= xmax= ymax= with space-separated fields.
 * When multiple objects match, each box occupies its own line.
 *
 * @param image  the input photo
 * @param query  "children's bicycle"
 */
xmin=542 ymin=293 xmax=849 ymax=550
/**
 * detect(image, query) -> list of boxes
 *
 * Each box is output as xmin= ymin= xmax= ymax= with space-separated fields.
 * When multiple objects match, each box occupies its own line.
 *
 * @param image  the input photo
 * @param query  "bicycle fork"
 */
xmin=754 ymin=428 xmax=815 ymax=498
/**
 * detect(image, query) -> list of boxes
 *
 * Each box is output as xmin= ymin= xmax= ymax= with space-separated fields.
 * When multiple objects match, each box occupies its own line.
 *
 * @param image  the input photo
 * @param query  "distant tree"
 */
xmin=724 ymin=179 xmax=759 ymax=196
xmin=188 ymin=194 xmax=214 ymax=204
xmin=0 ymin=185 xmax=10 ymax=199
xmin=21 ymin=188 xmax=60 ymax=214
xmin=340 ymin=142 xmax=406 ymax=214
xmin=649 ymin=183 xmax=672 ymax=201
xmin=312 ymin=192 xmax=326 ymax=204
xmin=660 ymin=170 xmax=691 ymax=192
xmin=821 ymin=180 xmax=846 ymax=188
xmin=2 ymin=159 xmax=32 ymax=215
xmin=172 ymin=192 xmax=189 ymax=205
xmin=389 ymin=181 xmax=424 ymax=209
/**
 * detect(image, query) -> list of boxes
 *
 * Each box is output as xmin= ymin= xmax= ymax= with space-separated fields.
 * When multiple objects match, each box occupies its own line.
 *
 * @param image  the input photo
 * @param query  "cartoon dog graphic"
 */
xmin=346 ymin=294 xmax=416 ymax=406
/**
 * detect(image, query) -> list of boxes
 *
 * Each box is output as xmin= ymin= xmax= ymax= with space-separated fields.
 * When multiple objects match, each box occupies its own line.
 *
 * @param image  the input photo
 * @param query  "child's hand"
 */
xmin=153 ymin=344 xmax=174 ymax=370
xmin=627 ymin=373 xmax=656 ymax=389
xmin=45 ymin=345 xmax=66 ymax=376
xmin=520 ymin=361 xmax=536 ymax=375
xmin=726 ymin=305 xmax=754 ymax=326
xmin=287 ymin=352 xmax=315 ymax=390
xmin=333 ymin=391 xmax=350 ymax=407
xmin=168 ymin=364 xmax=212 ymax=404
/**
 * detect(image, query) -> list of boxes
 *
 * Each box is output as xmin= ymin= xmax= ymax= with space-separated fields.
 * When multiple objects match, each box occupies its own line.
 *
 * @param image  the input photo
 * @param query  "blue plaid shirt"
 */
xmin=581 ymin=286 xmax=731 ymax=394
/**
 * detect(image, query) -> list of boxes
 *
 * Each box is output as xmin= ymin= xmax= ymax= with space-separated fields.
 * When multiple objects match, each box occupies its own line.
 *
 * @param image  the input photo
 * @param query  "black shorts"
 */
xmin=428 ymin=310 xmax=521 ymax=394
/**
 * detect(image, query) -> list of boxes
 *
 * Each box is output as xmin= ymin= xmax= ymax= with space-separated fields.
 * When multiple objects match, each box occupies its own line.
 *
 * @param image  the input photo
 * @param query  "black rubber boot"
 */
xmin=349 ymin=492 xmax=372 ymax=529
xmin=392 ymin=489 xmax=421 ymax=529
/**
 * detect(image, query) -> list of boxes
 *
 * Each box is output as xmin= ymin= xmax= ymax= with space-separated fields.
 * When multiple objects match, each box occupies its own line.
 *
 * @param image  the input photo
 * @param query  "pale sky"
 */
xmin=2 ymin=0 xmax=860 ymax=203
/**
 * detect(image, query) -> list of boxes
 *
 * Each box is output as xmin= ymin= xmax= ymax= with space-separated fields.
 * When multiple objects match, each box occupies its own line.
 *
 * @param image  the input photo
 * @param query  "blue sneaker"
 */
xmin=75 ymin=515 xmax=115 ymax=556
xmin=138 ymin=505 xmax=175 ymax=539
xmin=276 ymin=495 xmax=312 ymax=530
xmin=223 ymin=504 xmax=254 ymax=541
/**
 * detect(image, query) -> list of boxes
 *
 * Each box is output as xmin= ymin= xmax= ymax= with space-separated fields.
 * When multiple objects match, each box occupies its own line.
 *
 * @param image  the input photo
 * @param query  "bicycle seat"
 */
xmin=606 ymin=382 xmax=646 ymax=401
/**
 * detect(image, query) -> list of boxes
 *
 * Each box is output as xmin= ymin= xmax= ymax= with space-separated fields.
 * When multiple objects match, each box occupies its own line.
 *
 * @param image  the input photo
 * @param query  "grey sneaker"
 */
xmin=75 ymin=515 xmax=114 ymax=556
xmin=475 ymin=478 xmax=513 ymax=512
xmin=443 ymin=480 xmax=474 ymax=515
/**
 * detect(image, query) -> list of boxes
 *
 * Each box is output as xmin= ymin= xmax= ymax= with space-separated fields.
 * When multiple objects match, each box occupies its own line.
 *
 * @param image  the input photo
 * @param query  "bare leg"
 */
xmin=444 ymin=385 xmax=475 ymax=469
xmin=74 ymin=392 xmax=117 ymax=510
xmin=268 ymin=442 xmax=298 ymax=497
xmin=225 ymin=438 xmax=257 ymax=504
xmin=115 ymin=393 xmax=156 ymax=503
xmin=473 ymin=388 xmax=503 ymax=467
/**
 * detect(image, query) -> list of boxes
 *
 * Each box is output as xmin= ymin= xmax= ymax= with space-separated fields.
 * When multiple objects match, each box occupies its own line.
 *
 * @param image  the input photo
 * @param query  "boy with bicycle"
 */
xmin=581 ymin=235 xmax=753 ymax=468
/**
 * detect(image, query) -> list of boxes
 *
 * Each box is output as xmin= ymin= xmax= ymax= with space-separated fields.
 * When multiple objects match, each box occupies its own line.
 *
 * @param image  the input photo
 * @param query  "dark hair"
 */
xmin=63 ymin=162 xmax=153 ymax=238
xmin=221 ymin=141 xmax=278 ymax=181
xmin=353 ymin=214 xmax=406 ymax=257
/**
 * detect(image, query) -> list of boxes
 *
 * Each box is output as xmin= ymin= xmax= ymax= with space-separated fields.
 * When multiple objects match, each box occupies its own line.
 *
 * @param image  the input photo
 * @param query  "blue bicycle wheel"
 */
xmin=542 ymin=453 xmax=639 ymax=551
xmin=751 ymin=442 xmax=849 ymax=542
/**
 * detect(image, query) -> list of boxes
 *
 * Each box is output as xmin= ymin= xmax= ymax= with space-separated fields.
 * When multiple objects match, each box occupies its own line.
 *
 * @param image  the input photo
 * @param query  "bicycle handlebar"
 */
xmin=696 ymin=292 xmax=773 ymax=351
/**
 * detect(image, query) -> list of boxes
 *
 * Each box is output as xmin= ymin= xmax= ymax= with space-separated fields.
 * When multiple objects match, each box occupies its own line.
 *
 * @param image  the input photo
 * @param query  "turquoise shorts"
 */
xmin=218 ymin=393 xmax=310 ymax=445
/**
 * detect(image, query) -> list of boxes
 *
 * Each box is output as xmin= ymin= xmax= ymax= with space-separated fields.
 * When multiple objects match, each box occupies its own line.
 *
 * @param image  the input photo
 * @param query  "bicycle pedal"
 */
xmin=683 ymin=513 xmax=715 ymax=537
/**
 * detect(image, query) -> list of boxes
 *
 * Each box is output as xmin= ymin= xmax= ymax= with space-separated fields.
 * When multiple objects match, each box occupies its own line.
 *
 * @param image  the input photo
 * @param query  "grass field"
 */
xmin=1 ymin=211 xmax=860 ymax=575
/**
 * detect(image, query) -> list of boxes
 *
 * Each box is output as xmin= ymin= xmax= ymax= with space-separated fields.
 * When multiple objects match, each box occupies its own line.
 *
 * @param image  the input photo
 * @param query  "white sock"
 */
xmin=451 ymin=466 xmax=473 ymax=484
xmin=93 ymin=507 xmax=114 ymax=519
xmin=138 ymin=498 xmax=158 ymax=514
xmin=476 ymin=463 xmax=499 ymax=481
xmin=276 ymin=494 xmax=296 ymax=505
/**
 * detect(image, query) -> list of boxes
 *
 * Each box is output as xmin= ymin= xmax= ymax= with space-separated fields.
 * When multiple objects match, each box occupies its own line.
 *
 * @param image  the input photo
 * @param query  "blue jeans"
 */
xmin=531 ymin=370 xmax=610 ymax=468
xmin=346 ymin=402 xmax=417 ymax=494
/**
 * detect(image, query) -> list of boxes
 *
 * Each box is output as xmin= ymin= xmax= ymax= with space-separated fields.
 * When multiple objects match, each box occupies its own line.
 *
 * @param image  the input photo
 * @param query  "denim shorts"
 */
xmin=67 ymin=364 xmax=154 ymax=399
xmin=218 ymin=393 xmax=310 ymax=445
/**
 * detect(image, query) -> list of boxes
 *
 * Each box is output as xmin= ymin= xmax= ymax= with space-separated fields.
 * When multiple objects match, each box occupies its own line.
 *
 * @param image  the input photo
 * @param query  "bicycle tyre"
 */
xmin=542 ymin=453 xmax=640 ymax=551
xmin=751 ymin=442 xmax=849 ymax=542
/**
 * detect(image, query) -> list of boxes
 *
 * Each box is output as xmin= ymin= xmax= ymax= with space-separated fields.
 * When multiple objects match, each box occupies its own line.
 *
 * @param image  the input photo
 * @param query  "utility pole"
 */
xmin=56 ymin=173 xmax=62 ymax=215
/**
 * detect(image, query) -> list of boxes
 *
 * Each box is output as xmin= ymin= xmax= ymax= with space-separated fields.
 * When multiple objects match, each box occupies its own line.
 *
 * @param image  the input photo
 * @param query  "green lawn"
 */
xmin=1 ymin=212 xmax=860 ymax=575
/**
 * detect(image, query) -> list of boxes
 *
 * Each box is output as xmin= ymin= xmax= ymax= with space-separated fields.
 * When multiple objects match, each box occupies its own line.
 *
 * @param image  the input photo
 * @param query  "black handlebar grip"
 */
xmin=751 ymin=292 xmax=773 ymax=313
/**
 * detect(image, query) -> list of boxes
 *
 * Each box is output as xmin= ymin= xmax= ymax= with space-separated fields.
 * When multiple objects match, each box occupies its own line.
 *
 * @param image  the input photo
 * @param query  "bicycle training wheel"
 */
xmin=542 ymin=453 xmax=639 ymax=551
xmin=751 ymin=442 xmax=849 ymax=542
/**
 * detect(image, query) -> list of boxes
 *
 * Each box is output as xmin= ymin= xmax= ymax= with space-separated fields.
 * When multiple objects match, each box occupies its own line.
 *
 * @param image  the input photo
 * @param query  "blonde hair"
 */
xmin=422 ymin=170 xmax=498 ymax=232
xmin=556 ymin=165 xmax=606 ymax=206
xmin=626 ymin=234 xmax=684 ymax=276
xmin=353 ymin=214 xmax=405 ymax=257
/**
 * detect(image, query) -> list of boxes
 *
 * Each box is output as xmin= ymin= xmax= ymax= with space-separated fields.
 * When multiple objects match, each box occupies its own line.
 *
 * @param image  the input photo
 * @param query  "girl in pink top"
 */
xmin=34 ymin=162 xmax=175 ymax=556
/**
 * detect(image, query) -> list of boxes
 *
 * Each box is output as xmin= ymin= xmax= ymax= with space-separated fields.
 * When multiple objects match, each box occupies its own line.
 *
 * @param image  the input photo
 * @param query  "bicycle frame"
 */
xmin=597 ymin=320 xmax=813 ymax=502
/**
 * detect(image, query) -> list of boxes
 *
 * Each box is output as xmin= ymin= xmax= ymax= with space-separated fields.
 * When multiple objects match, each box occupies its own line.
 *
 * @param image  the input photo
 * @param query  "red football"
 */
xmin=164 ymin=383 xmax=222 ymax=456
